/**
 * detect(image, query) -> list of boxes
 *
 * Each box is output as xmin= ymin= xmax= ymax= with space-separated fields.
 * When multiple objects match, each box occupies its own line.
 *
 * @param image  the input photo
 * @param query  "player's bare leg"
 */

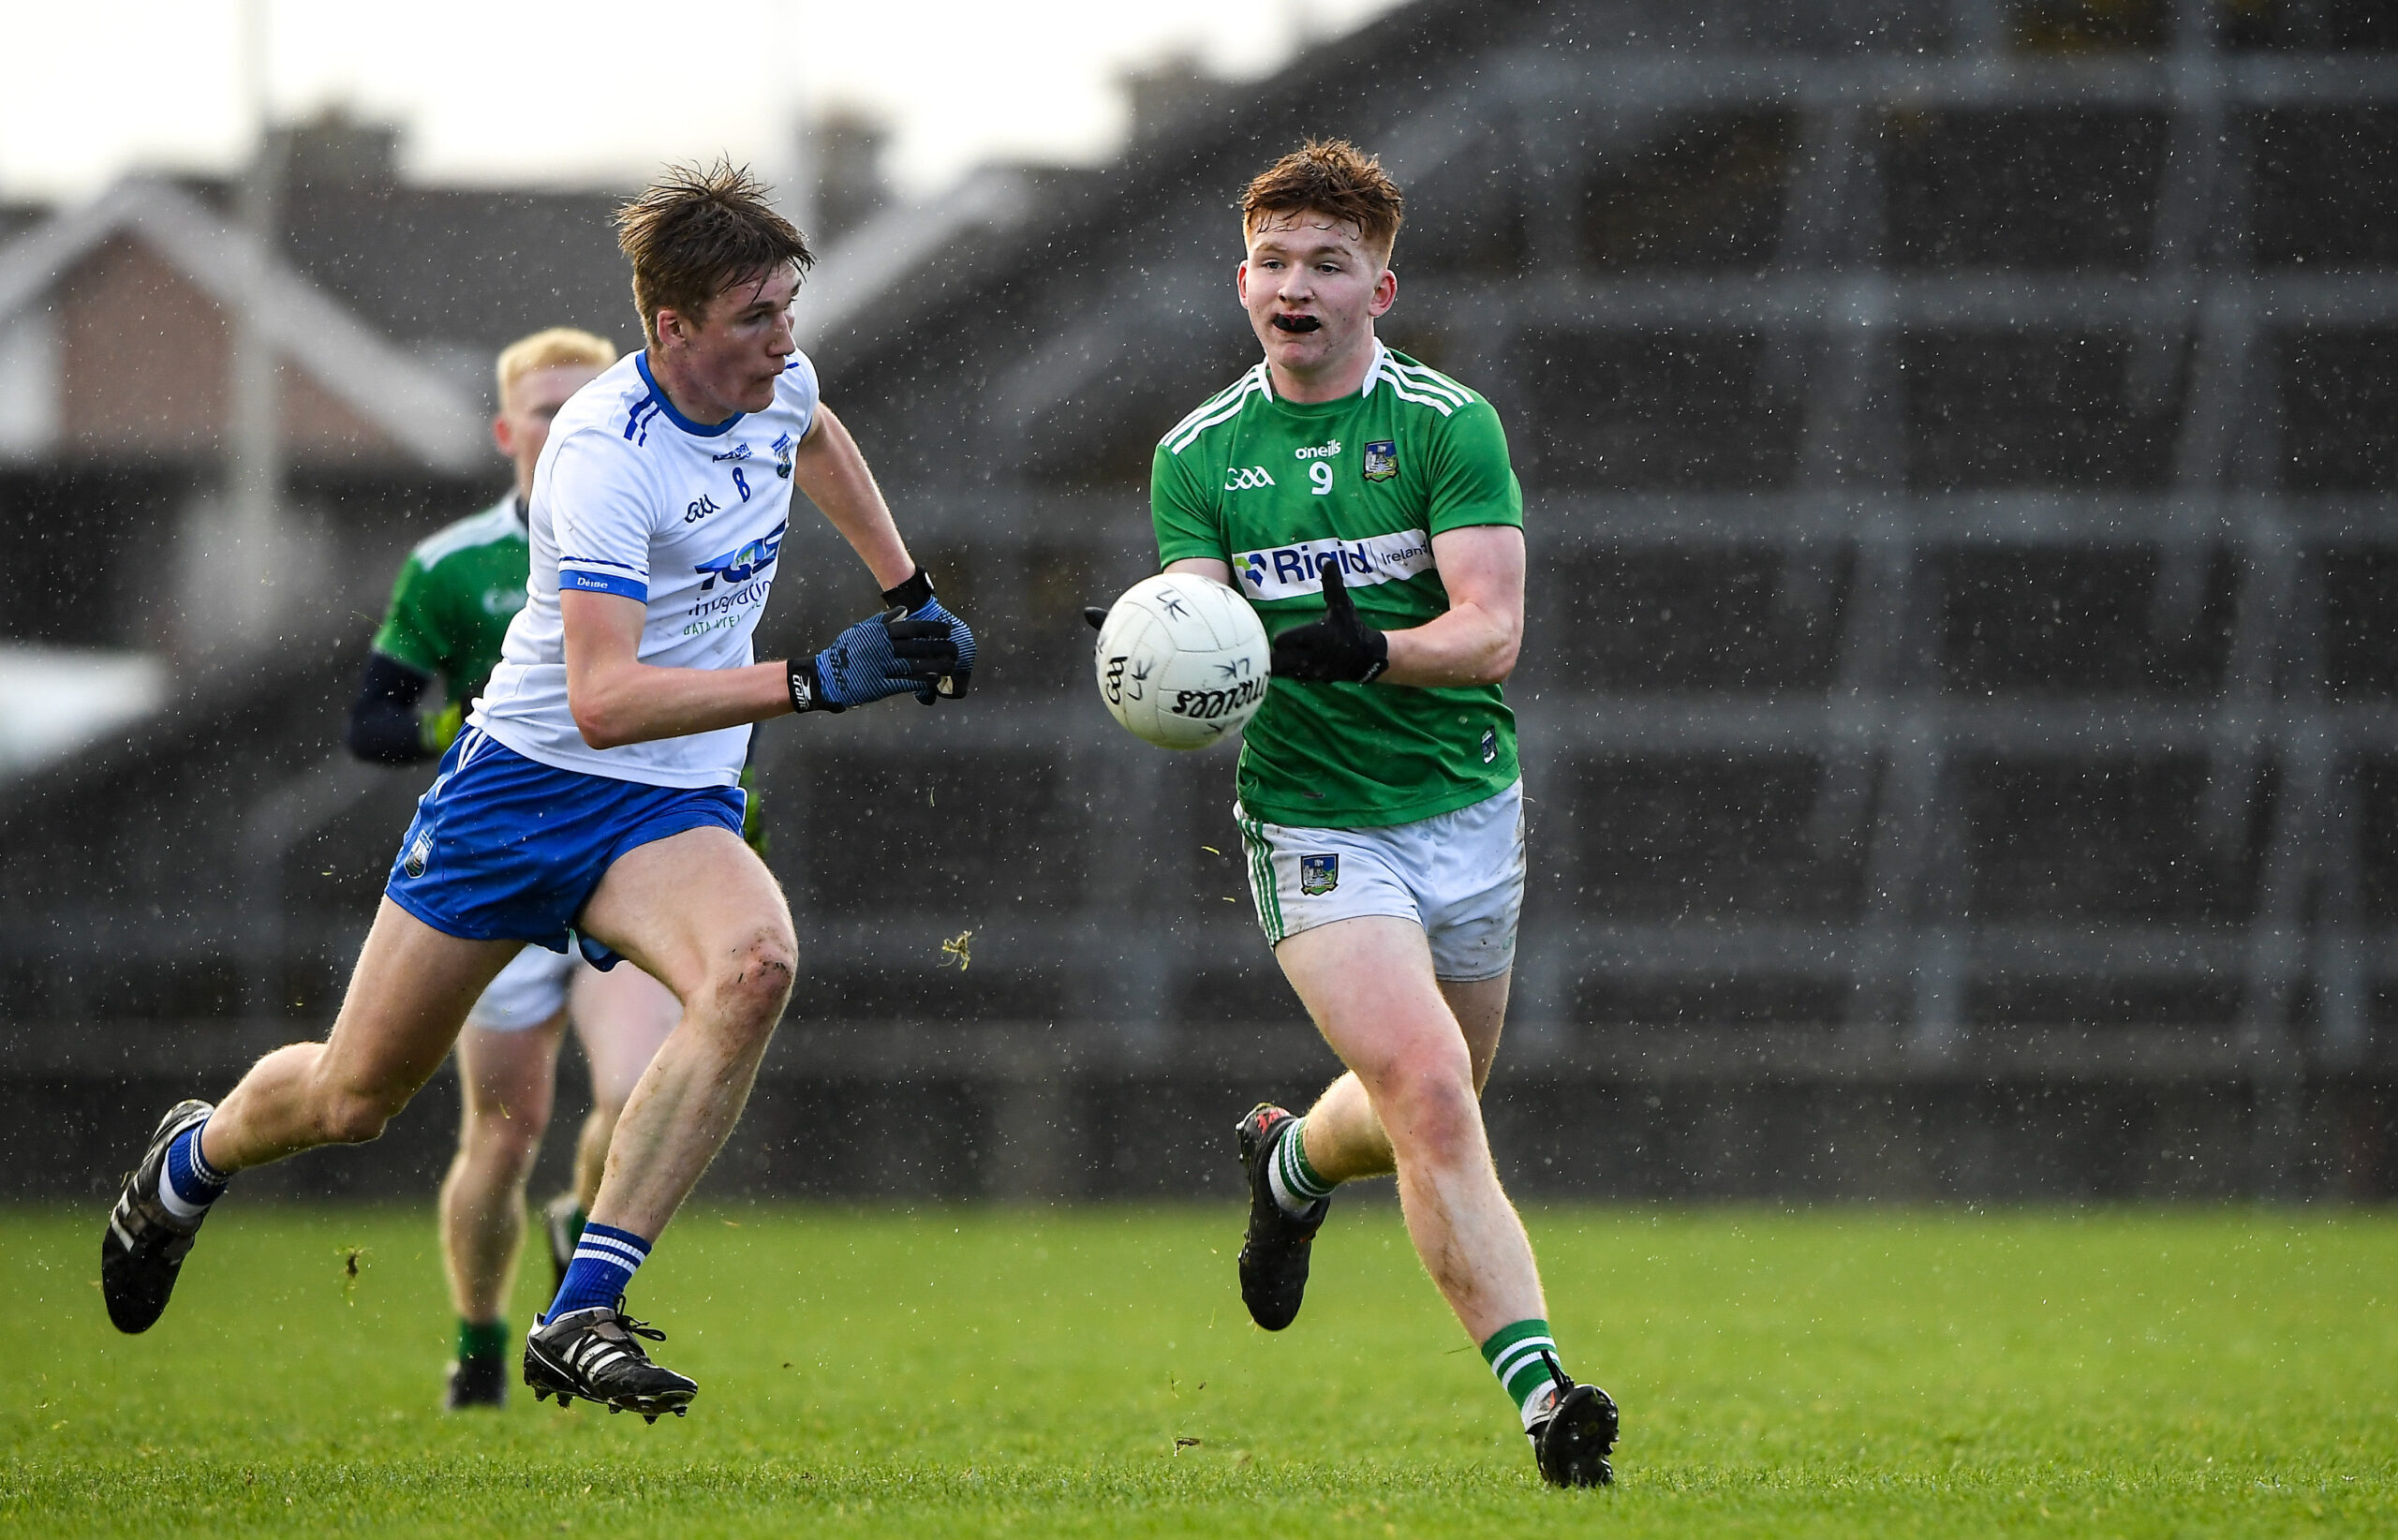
xmin=1250 ymin=913 xmax=1616 ymax=1484
xmin=207 ymin=903 xmax=521 ymax=1170
xmin=569 ymin=827 xmax=794 ymax=1237
xmin=539 ymin=964 xmax=681 ymax=1291
xmin=100 ymin=901 xmax=517 ymax=1336
xmin=1273 ymin=916 xmax=1542 ymax=1340
xmin=439 ymin=1009 xmax=563 ymax=1406
xmin=1289 ymin=969 xmax=1510 ymax=1185
xmin=519 ymin=825 xmax=792 ymax=1417
xmin=570 ymin=964 xmax=683 ymax=1209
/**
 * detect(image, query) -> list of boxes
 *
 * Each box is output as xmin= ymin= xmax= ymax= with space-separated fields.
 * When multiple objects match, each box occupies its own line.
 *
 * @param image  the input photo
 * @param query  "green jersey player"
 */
xmin=1147 ymin=141 xmax=1617 ymax=1486
xmin=347 ymin=327 xmax=682 ymax=1411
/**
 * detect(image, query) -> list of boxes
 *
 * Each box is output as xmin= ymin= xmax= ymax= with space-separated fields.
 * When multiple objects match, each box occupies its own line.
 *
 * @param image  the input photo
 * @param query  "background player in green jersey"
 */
xmin=348 ymin=327 xmax=681 ymax=1409
xmin=1147 ymin=142 xmax=1617 ymax=1487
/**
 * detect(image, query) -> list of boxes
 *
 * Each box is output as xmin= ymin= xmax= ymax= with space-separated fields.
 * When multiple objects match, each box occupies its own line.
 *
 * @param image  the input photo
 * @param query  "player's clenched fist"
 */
xmin=1268 ymin=555 xmax=1388 ymax=683
xmin=788 ymin=567 xmax=975 ymax=712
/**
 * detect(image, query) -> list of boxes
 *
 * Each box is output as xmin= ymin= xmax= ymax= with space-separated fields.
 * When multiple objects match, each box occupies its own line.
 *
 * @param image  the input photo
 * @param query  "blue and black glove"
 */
xmin=787 ymin=568 xmax=975 ymax=713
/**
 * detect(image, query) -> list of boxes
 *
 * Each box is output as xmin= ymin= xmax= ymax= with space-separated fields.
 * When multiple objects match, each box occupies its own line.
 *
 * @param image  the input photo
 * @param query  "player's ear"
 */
xmin=491 ymin=412 xmax=514 ymax=458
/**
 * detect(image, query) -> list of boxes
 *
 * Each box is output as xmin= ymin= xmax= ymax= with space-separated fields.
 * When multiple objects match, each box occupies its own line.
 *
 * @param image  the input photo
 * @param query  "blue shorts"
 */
xmin=385 ymin=727 xmax=746 ymax=967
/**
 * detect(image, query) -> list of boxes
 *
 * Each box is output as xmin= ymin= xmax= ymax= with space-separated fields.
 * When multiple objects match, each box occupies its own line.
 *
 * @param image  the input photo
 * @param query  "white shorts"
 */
xmin=1236 ymin=779 xmax=1526 ymax=983
xmin=465 ymin=943 xmax=580 ymax=1032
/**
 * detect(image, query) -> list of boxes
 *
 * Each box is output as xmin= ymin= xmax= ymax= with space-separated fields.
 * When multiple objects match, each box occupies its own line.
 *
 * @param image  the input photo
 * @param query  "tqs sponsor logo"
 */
xmin=693 ymin=521 xmax=786 ymax=592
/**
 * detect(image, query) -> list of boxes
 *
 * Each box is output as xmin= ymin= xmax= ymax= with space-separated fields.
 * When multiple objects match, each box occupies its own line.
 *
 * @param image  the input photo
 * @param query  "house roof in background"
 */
xmin=0 ymin=176 xmax=488 ymax=470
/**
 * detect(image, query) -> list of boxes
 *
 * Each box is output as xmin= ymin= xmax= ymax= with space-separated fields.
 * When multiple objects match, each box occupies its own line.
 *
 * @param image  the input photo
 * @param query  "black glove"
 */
xmin=1269 ymin=555 xmax=1389 ymax=683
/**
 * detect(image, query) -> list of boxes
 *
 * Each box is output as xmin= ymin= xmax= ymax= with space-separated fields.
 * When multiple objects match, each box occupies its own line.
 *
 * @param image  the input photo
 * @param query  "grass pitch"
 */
xmin=3 ymin=1202 xmax=2392 ymax=1536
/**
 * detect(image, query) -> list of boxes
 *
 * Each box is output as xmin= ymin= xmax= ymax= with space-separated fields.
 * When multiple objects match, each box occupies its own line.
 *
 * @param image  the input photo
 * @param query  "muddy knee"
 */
xmin=707 ymin=933 xmax=797 ymax=1031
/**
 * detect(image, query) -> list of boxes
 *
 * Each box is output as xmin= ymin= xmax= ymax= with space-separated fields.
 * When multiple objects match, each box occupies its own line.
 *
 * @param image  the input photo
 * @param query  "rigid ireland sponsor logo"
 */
xmin=1235 ymin=528 xmax=1434 ymax=602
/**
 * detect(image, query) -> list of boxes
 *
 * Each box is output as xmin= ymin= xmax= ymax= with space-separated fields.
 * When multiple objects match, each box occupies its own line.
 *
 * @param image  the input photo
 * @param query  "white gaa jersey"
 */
xmin=471 ymin=349 xmax=821 ymax=788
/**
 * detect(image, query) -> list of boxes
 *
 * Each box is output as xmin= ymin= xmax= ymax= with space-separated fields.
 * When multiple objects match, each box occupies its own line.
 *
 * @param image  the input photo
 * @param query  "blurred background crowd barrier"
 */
xmin=4 ymin=0 xmax=2397 ymax=1203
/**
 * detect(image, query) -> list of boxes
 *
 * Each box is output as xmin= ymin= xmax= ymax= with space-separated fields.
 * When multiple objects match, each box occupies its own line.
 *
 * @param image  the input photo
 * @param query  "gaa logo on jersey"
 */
xmin=693 ymin=521 xmax=787 ymax=592
xmin=1299 ymin=853 xmax=1340 ymax=896
xmin=1362 ymin=440 xmax=1399 ymax=481
xmin=403 ymin=828 xmax=433 ymax=880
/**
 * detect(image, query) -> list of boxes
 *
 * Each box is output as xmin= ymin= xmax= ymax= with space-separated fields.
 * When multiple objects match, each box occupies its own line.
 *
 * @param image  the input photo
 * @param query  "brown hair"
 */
xmin=615 ymin=158 xmax=814 ymax=348
xmin=1240 ymin=139 xmax=1404 ymax=259
xmin=495 ymin=326 xmax=615 ymax=403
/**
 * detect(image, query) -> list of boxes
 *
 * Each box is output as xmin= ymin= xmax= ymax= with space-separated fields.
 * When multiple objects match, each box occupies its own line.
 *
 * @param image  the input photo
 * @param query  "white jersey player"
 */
xmin=103 ymin=161 xmax=974 ymax=1423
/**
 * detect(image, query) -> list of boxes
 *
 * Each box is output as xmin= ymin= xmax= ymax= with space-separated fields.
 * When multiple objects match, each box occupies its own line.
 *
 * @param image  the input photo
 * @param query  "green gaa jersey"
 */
xmin=369 ymin=496 xmax=530 ymax=706
xmin=1150 ymin=341 xmax=1524 ymax=829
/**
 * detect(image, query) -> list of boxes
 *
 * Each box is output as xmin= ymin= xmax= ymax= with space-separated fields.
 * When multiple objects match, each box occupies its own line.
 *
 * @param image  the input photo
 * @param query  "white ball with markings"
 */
xmin=1092 ymin=573 xmax=1270 ymax=750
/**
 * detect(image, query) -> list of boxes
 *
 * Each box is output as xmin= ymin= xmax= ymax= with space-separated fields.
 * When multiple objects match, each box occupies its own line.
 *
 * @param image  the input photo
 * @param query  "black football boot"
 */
xmin=1236 ymin=1103 xmax=1329 ymax=1331
xmin=1527 ymin=1354 xmax=1620 ymax=1488
xmin=523 ymin=1300 xmax=697 ymax=1422
xmin=444 ymin=1353 xmax=510 ymax=1410
xmin=100 ymin=1099 xmax=217 ymax=1335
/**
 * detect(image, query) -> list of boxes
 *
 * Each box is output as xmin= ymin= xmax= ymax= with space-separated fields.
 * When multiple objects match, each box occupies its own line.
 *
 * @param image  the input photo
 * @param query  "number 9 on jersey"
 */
xmin=1092 ymin=573 xmax=1271 ymax=751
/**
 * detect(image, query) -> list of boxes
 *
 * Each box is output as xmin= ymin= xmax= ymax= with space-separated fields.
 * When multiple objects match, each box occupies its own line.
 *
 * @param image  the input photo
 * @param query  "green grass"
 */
xmin=4 ymin=1202 xmax=2393 ymax=1536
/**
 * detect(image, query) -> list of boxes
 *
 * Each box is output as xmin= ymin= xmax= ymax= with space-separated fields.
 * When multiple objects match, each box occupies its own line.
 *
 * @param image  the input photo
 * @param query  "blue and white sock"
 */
xmin=155 ymin=1119 xmax=228 ymax=1222
xmin=1267 ymin=1116 xmax=1336 ymax=1216
xmin=545 ymin=1222 xmax=652 ymax=1320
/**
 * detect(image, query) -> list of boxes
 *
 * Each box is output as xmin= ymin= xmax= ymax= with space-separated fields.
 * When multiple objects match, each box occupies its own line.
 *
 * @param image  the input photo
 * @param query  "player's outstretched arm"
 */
xmin=561 ymin=591 xmax=798 ymax=748
xmin=561 ymin=581 xmax=970 ymax=748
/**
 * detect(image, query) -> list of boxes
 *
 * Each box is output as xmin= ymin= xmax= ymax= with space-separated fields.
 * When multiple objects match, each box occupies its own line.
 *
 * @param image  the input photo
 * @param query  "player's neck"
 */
xmin=1268 ymin=331 xmax=1376 ymax=405
xmin=641 ymin=347 xmax=741 ymax=427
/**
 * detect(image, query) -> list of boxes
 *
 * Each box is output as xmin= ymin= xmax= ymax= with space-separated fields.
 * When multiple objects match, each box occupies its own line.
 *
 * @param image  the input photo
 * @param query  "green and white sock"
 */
xmin=457 ymin=1317 xmax=510 ymax=1363
xmin=1482 ymin=1318 xmax=1565 ymax=1431
xmin=1266 ymin=1116 xmax=1335 ymax=1215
